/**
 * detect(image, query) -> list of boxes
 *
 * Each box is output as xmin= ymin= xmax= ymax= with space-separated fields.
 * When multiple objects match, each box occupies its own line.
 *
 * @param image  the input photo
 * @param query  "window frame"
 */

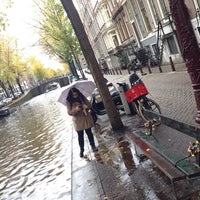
xmin=166 ymin=36 xmax=178 ymax=54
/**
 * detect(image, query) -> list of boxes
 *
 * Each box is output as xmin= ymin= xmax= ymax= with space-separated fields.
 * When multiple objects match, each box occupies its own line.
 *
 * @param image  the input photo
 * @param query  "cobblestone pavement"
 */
xmin=72 ymin=113 xmax=200 ymax=200
xmin=104 ymin=63 xmax=200 ymax=129
xmin=72 ymin=63 xmax=200 ymax=200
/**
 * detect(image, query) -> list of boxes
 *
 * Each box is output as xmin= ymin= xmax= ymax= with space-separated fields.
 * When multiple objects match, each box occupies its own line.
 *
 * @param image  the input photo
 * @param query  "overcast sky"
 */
xmin=5 ymin=0 xmax=63 ymax=69
xmin=6 ymin=0 xmax=39 ymax=51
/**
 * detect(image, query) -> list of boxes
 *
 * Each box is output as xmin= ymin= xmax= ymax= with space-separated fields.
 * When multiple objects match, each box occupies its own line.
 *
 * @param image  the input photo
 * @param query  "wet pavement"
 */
xmin=2 ymin=63 xmax=200 ymax=199
xmin=72 ymin=63 xmax=200 ymax=200
xmin=104 ymin=63 xmax=200 ymax=129
xmin=72 ymin=114 xmax=200 ymax=200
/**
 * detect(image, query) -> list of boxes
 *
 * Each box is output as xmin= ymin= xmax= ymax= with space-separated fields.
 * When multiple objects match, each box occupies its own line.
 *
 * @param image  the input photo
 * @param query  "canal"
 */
xmin=0 ymin=88 xmax=72 ymax=200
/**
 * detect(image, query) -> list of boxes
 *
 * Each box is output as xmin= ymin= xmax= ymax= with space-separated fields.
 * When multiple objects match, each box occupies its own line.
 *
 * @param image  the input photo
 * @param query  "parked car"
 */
xmin=91 ymin=78 xmax=123 ymax=115
xmin=0 ymin=106 xmax=10 ymax=117
xmin=84 ymin=68 xmax=91 ymax=74
xmin=0 ymin=101 xmax=6 ymax=109
xmin=10 ymin=92 xmax=22 ymax=100
xmin=2 ymin=97 xmax=13 ymax=105
xmin=45 ymin=82 xmax=60 ymax=93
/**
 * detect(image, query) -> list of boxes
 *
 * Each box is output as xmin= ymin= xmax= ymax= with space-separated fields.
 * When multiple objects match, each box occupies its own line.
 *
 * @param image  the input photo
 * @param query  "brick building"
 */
xmin=75 ymin=0 xmax=200 ymax=71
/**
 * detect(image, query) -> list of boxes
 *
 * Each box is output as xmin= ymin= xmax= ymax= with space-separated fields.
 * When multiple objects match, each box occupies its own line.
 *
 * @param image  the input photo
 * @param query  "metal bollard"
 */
xmin=169 ymin=56 xmax=176 ymax=72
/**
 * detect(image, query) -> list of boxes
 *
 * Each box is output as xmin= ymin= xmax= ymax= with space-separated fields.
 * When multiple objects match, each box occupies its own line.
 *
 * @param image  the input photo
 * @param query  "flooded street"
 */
xmin=0 ymin=89 xmax=72 ymax=200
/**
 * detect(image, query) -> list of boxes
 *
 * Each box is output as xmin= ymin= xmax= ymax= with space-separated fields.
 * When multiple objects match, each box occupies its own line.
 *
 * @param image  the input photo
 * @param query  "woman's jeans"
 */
xmin=77 ymin=128 xmax=95 ymax=152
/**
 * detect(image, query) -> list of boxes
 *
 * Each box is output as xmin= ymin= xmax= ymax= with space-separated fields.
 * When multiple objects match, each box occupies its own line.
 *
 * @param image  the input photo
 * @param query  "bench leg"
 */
xmin=171 ymin=180 xmax=178 ymax=200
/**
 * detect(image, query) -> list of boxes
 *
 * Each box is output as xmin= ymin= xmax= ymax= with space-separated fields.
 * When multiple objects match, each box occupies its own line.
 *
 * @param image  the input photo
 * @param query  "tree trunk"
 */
xmin=7 ymin=81 xmax=15 ymax=99
xmin=16 ymin=78 xmax=24 ymax=94
xmin=75 ymin=56 xmax=86 ymax=80
xmin=0 ymin=80 xmax=9 ymax=97
xmin=60 ymin=0 xmax=124 ymax=130
xmin=68 ymin=60 xmax=79 ymax=79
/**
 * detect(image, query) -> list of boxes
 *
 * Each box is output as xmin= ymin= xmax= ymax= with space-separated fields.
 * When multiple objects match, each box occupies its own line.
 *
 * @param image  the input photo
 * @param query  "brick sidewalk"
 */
xmin=72 ymin=63 xmax=200 ymax=200
xmin=104 ymin=63 xmax=200 ymax=129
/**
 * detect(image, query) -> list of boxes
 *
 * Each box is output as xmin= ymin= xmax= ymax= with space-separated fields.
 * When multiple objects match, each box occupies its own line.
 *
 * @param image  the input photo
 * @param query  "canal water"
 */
xmin=0 ymin=88 xmax=72 ymax=200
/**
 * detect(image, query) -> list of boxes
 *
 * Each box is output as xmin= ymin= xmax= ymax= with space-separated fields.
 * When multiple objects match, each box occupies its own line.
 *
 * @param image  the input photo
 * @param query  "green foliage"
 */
xmin=0 ymin=0 xmax=13 ymax=32
xmin=118 ymin=51 xmax=129 ymax=69
xmin=35 ymin=0 xmax=81 ymax=64
xmin=0 ymin=37 xmax=29 ymax=94
xmin=26 ymin=56 xmax=64 ymax=81
xmin=0 ymin=38 xmax=17 ymax=83
xmin=0 ymin=0 xmax=69 ymax=91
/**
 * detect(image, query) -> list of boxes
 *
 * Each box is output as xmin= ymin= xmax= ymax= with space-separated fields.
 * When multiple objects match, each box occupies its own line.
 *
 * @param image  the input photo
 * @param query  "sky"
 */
xmin=4 ymin=0 xmax=63 ymax=70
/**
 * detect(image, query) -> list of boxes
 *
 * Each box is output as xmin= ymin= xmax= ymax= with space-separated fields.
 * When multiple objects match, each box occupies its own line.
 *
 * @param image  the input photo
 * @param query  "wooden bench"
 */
xmin=133 ymin=136 xmax=186 ymax=199
xmin=133 ymin=111 xmax=200 ymax=199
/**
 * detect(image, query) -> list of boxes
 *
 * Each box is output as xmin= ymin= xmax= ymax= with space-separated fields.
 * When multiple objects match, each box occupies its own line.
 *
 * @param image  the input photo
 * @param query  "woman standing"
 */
xmin=66 ymin=87 xmax=98 ymax=157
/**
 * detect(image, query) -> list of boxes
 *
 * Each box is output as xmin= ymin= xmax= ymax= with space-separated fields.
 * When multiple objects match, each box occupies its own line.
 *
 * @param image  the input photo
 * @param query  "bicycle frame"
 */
xmin=117 ymin=74 xmax=161 ymax=121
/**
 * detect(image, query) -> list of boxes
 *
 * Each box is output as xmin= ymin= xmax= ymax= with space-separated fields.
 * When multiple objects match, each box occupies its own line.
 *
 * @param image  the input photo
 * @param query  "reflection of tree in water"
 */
xmin=94 ymin=125 xmax=135 ymax=173
xmin=117 ymin=137 xmax=136 ymax=176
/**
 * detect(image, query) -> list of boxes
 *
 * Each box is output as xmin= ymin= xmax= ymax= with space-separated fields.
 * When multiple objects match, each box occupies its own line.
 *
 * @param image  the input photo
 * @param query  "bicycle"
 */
xmin=117 ymin=73 xmax=161 ymax=122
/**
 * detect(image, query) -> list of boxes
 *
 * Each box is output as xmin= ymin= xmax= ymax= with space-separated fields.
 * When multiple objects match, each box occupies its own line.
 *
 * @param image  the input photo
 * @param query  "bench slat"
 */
xmin=134 ymin=137 xmax=186 ymax=181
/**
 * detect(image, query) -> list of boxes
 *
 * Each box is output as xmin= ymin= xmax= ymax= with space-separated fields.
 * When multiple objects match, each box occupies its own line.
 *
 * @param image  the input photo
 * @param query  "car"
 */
xmin=0 ymin=101 xmax=6 ymax=109
xmin=90 ymin=78 xmax=122 ymax=115
xmin=45 ymin=82 xmax=60 ymax=92
xmin=0 ymin=107 xmax=10 ymax=117
xmin=84 ymin=68 xmax=91 ymax=74
xmin=2 ymin=98 xmax=13 ymax=105
xmin=11 ymin=92 xmax=22 ymax=100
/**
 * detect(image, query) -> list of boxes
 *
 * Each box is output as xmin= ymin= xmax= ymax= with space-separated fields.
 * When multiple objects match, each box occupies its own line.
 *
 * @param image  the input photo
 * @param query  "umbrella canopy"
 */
xmin=58 ymin=80 xmax=96 ymax=106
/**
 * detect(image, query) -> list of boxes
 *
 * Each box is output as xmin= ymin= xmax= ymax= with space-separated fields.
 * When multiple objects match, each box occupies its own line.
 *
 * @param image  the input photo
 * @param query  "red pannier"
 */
xmin=125 ymin=82 xmax=148 ymax=103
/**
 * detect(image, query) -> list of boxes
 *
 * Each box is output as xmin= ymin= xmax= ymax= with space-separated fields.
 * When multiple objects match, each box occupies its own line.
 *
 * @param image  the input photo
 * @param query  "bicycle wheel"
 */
xmin=138 ymin=97 xmax=161 ymax=122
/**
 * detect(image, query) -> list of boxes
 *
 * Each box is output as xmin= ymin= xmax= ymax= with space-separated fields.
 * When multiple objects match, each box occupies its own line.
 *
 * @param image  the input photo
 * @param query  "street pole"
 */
xmin=169 ymin=0 xmax=200 ymax=124
xmin=60 ymin=0 xmax=124 ymax=130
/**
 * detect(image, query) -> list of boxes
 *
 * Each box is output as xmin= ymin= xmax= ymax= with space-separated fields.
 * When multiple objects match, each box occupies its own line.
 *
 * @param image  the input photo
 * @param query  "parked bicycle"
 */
xmin=91 ymin=73 xmax=161 ymax=123
xmin=117 ymin=73 xmax=161 ymax=122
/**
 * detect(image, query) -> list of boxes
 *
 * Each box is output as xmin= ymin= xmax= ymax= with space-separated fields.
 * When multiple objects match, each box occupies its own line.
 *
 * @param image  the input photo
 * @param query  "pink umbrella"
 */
xmin=58 ymin=80 xmax=96 ymax=106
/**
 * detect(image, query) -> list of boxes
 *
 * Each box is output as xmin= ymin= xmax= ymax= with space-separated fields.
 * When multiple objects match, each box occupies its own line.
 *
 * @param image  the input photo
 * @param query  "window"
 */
xmin=130 ymin=0 xmax=147 ymax=38
xmin=117 ymin=15 xmax=129 ymax=42
xmin=197 ymin=0 xmax=200 ymax=7
xmin=117 ymin=18 xmax=123 ymax=41
xmin=105 ymin=5 xmax=111 ymax=18
xmin=110 ymin=31 xmax=119 ymax=46
xmin=102 ymin=4 xmax=111 ymax=21
xmin=126 ymin=1 xmax=134 ymax=21
xmin=149 ymin=0 xmax=161 ymax=24
xmin=152 ymin=44 xmax=159 ymax=54
xmin=159 ymin=0 xmax=169 ymax=17
xmin=138 ymin=0 xmax=152 ymax=32
xmin=166 ymin=36 xmax=178 ymax=54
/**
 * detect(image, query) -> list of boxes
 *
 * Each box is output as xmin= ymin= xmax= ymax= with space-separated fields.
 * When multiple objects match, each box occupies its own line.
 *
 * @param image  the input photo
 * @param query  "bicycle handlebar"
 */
xmin=117 ymin=78 xmax=141 ymax=86
xmin=116 ymin=82 xmax=124 ymax=86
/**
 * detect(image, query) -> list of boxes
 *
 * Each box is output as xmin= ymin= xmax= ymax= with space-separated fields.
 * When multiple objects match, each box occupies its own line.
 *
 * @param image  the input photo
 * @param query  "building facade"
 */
xmin=76 ymin=0 xmax=200 ymax=71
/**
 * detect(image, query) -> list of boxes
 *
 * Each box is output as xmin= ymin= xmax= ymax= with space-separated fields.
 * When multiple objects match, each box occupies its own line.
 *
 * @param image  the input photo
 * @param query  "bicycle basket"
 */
xmin=125 ymin=82 xmax=148 ymax=103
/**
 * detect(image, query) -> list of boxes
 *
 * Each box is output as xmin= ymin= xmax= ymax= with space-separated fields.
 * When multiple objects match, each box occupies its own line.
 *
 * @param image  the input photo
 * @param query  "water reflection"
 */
xmin=117 ymin=137 xmax=136 ymax=176
xmin=0 ymin=89 xmax=72 ymax=199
